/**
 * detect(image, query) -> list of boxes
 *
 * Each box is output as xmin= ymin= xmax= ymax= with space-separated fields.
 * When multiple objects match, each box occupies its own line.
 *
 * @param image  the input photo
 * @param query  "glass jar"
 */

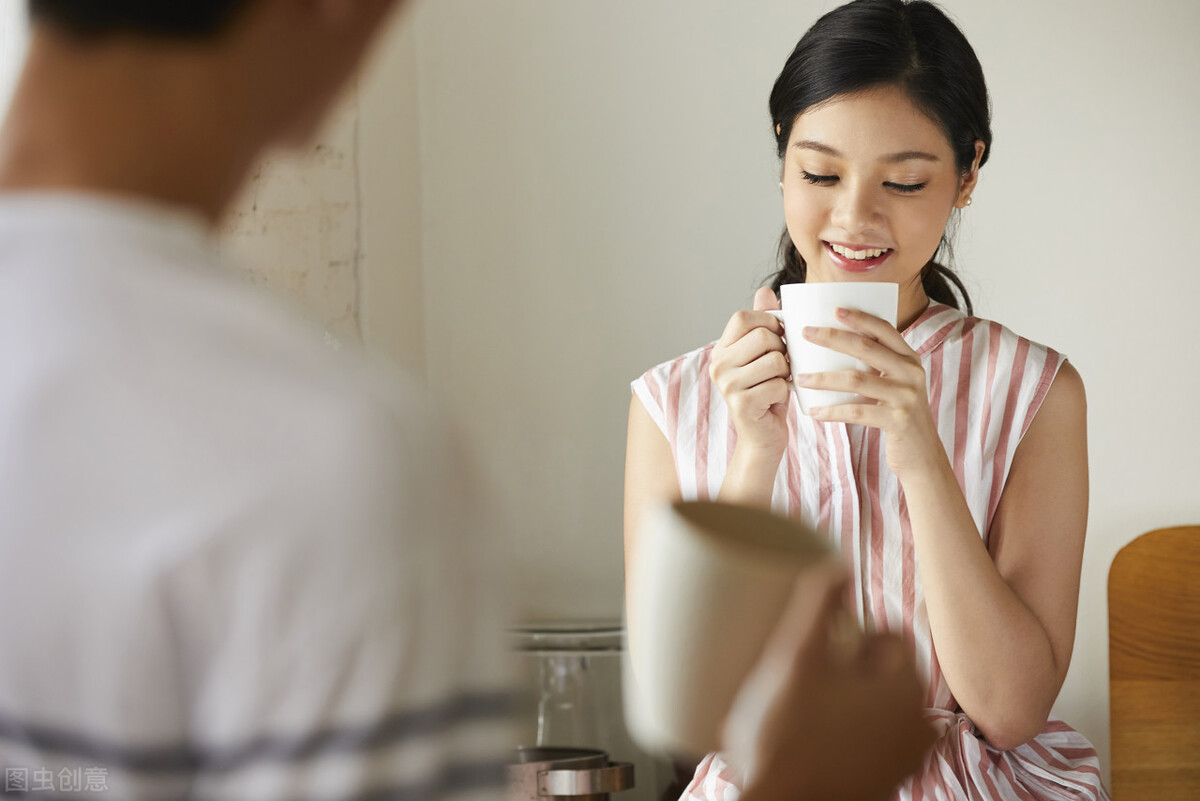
xmin=511 ymin=621 xmax=678 ymax=801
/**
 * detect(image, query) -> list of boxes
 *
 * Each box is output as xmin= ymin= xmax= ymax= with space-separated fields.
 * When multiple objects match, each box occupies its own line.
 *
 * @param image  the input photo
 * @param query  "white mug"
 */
xmin=767 ymin=282 xmax=899 ymax=415
xmin=623 ymin=500 xmax=834 ymax=759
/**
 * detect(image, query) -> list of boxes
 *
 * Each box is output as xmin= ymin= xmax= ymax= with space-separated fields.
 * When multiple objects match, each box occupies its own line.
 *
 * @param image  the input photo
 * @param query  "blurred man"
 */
xmin=0 ymin=3 xmax=513 ymax=799
xmin=0 ymin=2 xmax=931 ymax=800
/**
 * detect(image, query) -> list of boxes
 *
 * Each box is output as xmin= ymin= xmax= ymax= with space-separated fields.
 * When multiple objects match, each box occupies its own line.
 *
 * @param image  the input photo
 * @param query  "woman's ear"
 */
xmin=957 ymin=139 xmax=985 ymax=209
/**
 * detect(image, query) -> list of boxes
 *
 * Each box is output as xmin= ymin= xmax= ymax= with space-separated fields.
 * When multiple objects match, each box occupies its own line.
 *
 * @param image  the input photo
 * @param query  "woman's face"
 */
xmin=781 ymin=85 xmax=980 ymax=326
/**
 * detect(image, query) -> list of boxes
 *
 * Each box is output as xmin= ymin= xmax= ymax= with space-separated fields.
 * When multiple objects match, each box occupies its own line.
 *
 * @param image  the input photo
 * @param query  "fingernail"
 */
xmin=802 ymin=326 xmax=818 ymax=338
xmin=794 ymin=373 xmax=812 ymax=385
xmin=836 ymin=307 xmax=850 ymax=319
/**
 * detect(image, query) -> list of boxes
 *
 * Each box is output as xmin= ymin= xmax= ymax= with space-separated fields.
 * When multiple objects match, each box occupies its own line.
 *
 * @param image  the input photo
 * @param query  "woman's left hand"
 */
xmin=796 ymin=307 xmax=944 ymax=480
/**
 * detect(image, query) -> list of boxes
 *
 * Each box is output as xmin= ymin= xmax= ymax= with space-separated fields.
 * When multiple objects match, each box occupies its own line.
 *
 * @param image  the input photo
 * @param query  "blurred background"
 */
xmin=3 ymin=0 xmax=1198 ymax=787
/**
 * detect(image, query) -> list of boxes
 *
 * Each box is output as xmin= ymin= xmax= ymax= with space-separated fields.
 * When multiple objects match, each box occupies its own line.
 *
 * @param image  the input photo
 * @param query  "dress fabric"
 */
xmin=631 ymin=303 xmax=1109 ymax=800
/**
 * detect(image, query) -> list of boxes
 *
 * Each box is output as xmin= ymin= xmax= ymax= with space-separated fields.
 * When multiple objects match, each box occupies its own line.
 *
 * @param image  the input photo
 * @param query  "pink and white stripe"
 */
xmin=632 ymin=303 xmax=1108 ymax=801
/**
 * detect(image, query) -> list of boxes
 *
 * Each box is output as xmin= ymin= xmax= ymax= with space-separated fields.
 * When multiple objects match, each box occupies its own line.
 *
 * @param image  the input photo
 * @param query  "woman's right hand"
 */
xmin=710 ymin=286 xmax=792 ymax=458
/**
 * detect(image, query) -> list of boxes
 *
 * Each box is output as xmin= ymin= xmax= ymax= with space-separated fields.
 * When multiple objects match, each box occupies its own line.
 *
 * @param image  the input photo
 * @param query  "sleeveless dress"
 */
xmin=631 ymin=303 xmax=1109 ymax=800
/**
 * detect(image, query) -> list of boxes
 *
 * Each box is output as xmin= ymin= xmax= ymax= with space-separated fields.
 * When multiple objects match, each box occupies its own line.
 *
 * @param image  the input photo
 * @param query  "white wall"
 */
xmin=359 ymin=13 xmax=427 ymax=375
xmin=0 ymin=3 xmax=27 ymax=116
xmin=353 ymin=0 xmax=1200 ymax=785
xmin=221 ymin=102 xmax=364 ymax=345
xmin=364 ymin=0 xmax=813 ymax=622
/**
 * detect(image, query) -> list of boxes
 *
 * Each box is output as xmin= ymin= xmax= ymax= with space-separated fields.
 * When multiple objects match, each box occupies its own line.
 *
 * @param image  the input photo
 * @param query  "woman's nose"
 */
xmin=831 ymin=182 xmax=879 ymax=234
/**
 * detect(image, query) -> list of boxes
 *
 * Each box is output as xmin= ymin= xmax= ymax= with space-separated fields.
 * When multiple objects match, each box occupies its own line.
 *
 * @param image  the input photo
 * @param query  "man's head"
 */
xmin=26 ymin=0 xmax=400 ymax=147
xmin=28 ymin=0 xmax=256 ymax=40
xmin=9 ymin=0 xmax=402 ymax=218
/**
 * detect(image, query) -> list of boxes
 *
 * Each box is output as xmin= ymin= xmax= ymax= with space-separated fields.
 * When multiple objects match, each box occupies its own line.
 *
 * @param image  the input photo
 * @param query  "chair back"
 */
xmin=1108 ymin=525 xmax=1200 ymax=800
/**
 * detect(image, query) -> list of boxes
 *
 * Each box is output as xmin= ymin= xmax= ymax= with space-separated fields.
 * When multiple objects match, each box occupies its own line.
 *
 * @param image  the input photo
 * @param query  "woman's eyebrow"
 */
xmin=792 ymin=139 xmax=840 ymax=156
xmin=884 ymin=150 xmax=941 ymax=163
xmin=791 ymin=139 xmax=941 ymax=163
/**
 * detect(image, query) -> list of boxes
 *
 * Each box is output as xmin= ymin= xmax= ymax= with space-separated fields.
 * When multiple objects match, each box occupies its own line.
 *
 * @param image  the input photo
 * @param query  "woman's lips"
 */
xmin=824 ymin=240 xmax=892 ymax=272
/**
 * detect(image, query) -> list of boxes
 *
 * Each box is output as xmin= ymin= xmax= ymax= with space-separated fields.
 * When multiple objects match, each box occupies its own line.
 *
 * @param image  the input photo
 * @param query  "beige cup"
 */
xmin=623 ymin=500 xmax=834 ymax=759
xmin=767 ymin=281 xmax=899 ymax=415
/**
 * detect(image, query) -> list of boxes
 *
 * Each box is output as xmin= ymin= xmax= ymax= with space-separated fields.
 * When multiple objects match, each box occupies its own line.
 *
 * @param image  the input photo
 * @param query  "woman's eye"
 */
xmin=885 ymin=181 xmax=928 ymax=194
xmin=800 ymin=170 xmax=837 ymax=185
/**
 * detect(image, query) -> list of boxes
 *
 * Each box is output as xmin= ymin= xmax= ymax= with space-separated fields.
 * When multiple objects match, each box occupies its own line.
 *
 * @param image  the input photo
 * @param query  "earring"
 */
xmin=965 ymin=197 xmax=973 ymax=207
xmin=779 ymin=181 xmax=784 ymax=193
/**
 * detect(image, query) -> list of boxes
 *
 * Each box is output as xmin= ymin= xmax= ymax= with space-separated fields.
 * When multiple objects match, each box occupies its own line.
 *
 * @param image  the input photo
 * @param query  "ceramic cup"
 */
xmin=767 ymin=281 xmax=899 ymax=415
xmin=623 ymin=499 xmax=833 ymax=759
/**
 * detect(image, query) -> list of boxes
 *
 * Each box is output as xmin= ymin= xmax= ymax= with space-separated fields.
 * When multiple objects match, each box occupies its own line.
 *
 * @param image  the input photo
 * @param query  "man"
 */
xmin=0 ymin=2 xmax=931 ymax=800
xmin=0 ymin=2 xmax=514 ymax=799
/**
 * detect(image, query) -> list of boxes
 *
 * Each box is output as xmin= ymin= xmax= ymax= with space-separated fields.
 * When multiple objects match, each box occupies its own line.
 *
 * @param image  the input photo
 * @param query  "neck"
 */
xmin=0 ymin=29 xmax=267 ymax=225
xmin=897 ymin=277 xmax=930 ymax=330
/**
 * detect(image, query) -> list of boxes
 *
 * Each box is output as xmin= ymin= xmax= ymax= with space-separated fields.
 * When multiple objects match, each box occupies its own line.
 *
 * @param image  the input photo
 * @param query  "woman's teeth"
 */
xmin=829 ymin=243 xmax=888 ymax=260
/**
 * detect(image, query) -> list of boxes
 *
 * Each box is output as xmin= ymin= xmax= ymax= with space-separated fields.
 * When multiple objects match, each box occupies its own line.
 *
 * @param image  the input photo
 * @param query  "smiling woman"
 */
xmin=623 ymin=1 xmax=1109 ymax=799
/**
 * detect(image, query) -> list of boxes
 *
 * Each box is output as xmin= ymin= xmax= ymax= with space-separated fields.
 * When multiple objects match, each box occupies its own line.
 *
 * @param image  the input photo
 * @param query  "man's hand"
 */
xmin=723 ymin=563 xmax=935 ymax=801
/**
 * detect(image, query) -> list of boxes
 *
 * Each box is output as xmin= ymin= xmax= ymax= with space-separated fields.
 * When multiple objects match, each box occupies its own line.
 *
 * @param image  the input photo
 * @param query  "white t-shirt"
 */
xmin=0 ymin=193 xmax=514 ymax=800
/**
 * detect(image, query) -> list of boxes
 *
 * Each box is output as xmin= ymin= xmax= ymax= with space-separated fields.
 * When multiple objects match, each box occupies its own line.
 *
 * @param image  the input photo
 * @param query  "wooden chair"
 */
xmin=1108 ymin=525 xmax=1200 ymax=801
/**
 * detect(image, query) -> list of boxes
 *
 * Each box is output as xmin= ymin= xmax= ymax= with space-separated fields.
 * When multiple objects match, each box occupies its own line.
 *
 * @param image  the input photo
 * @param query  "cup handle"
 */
xmin=765 ymin=309 xmax=787 ymax=340
xmin=762 ymin=309 xmax=800 ymax=394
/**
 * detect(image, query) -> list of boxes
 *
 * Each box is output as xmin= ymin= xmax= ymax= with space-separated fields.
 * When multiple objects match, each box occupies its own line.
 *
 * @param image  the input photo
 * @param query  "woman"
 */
xmin=623 ymin=1 xmax=1108 ymax=798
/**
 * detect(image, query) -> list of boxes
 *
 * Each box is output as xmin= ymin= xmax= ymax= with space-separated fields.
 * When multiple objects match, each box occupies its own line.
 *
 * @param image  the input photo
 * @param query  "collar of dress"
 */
xmin=901 ymin=302 xmax=968 ymax=357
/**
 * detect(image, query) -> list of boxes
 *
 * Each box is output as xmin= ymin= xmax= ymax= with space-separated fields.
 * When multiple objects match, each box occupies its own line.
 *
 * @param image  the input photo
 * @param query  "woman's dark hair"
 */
xmin=28 ymin=0 xmax=255 ymax=40
xmin=768 ymin=0 xmax=991 ymax=315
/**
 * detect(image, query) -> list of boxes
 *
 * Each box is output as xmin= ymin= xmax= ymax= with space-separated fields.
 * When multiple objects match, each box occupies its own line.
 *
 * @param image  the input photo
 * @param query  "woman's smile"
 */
xmin=823 ymin=240 xmax=893 ymax=272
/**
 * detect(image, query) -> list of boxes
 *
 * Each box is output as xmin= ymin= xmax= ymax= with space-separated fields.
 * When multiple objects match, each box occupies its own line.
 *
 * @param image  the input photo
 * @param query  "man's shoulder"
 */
xmin=0 ymin=195 xmax=456 ymax=542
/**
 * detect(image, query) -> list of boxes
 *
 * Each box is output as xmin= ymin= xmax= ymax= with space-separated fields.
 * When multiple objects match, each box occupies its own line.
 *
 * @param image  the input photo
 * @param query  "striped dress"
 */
xmin=632 ymin=302 xmax=1109 ymax=800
